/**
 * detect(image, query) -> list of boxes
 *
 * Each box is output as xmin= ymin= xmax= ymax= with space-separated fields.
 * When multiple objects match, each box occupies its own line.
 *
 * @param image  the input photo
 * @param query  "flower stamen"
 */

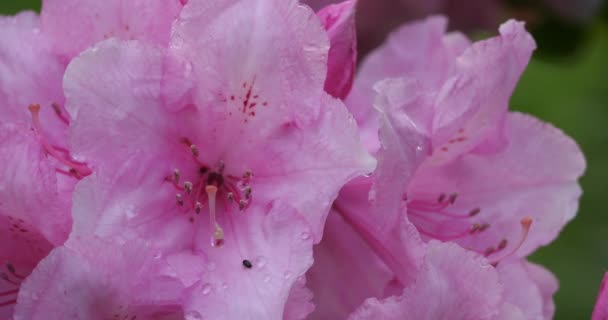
xmin=28 ymin=104 xmax=92 ymax=178
xmin=206 ymin=185 xmax=225 ymax=247
xmin=489 ymin=217 xmax=533 ymax=265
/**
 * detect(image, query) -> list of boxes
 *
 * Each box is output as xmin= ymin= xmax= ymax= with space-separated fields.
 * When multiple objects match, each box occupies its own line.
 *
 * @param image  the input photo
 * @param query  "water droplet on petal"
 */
xmin=125 ymin=205 xmax=138 ymax=219
xmin=255 ymin=256 xmax=266 ymax=268
xmin=263 ymin=275 xmax=271 ymax=283
xmin=201 ymin=283 xmax=212 ymax=295
xmin=300 ymin=232 xmax=310 ymax=240
xmin=185 ymin=310 xmax=203 ymax=320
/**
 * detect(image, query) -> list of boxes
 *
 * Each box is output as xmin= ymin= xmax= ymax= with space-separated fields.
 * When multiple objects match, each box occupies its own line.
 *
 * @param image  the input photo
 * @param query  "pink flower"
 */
xmin=347 ymin=16 xmax=585 ymax=257
xmin=593 ymin=273 xmax=608 ymax=320
xmin=0 ymin=1 xmax=183 ymax=316
xmin=306 ymin=16 xmax=583 ymax=318
xmin=13 ymin=236 xmax=187 ymax=320
xmin=53 ymin=0 xmax=373 ymax=318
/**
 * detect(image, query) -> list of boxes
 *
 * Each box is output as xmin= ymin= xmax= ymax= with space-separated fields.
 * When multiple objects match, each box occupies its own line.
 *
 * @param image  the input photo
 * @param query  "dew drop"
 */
xmin=201 ymin=283 xmax=212 ymax=295
xmin=300 ymin=232 xmax=311 ymax=240
xmin=263 ymin=275 xmax=271 ymax=283
xmin=254 ymin=256 xmax=266 ymax=268
xmin=125 ymin=205 xmax=138 ymax=219
xmin=153 ymin=252 xmax=162 ymax=260
xmin=185 ymin=310 xmax=203 ymax=320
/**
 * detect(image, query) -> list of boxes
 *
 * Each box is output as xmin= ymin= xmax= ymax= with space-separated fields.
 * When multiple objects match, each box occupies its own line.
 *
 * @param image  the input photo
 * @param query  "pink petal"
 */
xmin=409 ymin=112 xmax=585 ymax=257
xmin=41 ymin=0 xmax=183 ymax=58
xmin=169 ymin=0 xmax=329 ymax=119
xmin=283 ymin=276 xmax=315 ymax=320
xmin=526 ymin=262 xmax=558 ymax=319
xmin=0 ymin=12 xmax=66 ymax=142
xmin=317 ymin=0 xmax=358 ymax=99
xmin=430 ymin=19 xmax=536 ymax=163
xmin=345 ymin=16 xmax=466 ymax=148
xmin=63 ymin=39 xmax=177 ymax=171
xmin=334 ymin=180 xmax=426 ymax=289
xmin=14 ymin=237 xmax=186 ymax=319
xmin=306 ymin=211 xmax=394 ymax=319
xmin=496 ymin=261 xmax=557 ymax=319
xmin=0 ymin=123 xmax=65 ymax=254
xmin=593 ymin=273 xmax=608 ymax=320
xmin=349 ymin=241 xmax=502 ymax=320
xmin=177 ymin=202 xmax=314 ymax=320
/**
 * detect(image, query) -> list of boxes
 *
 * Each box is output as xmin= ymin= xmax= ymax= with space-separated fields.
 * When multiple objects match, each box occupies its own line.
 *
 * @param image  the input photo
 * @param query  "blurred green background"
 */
xmin=1 ymin=0 xmax=606 ymax=318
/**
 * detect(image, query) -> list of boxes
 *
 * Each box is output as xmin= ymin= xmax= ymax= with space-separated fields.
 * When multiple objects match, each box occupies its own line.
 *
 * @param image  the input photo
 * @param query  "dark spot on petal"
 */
xmin=242 ymin=259 xmax=252 ymax=269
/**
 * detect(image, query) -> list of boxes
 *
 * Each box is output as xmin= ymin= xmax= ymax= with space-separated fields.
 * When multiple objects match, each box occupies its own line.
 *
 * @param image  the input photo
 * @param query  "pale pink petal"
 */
xmin=0 ymin=12 xmax=66 ymax=142
xmin=526 ymin=262 xmax=558 ymax=319
xmin=0 ymin=124 xmax=65 ymax=257
xmin=63 ymin=39 xmax=178 ymax=171
xmin=283 ymin=276 xmax=315 ymax=320
xmin=496 ymin=261 xmax=557 ymax=320
xmin=409 ymin=112 xmax=585 ymax=257
xmin=306 ymin=211 xmax=394 ymax=319
xmin=41 ymin=0 xmax=183 ymax=58
xmin=349 ymin=242 xmax=502 ymax=320
xmin=593 ymin=273 xmax=608 ymax=320
xmin=429 ymin=20 xmax=536 ymax=163
xmin=169 ymin=0 xmax=328 ymax=119
xmin=345 ymin=16 xmax=467 ymax=152
xmin=177 ymin=203 xmax=314 ymax=320
xmin=370 ymin=78 xmax=432 ymax=233
xmin=254 ymin=94 xmax=375 ymax=238
xmin=317 ymin=0 xmax=357 ymax=99
xmin=14 ymin=237 xmax=186 ymax=320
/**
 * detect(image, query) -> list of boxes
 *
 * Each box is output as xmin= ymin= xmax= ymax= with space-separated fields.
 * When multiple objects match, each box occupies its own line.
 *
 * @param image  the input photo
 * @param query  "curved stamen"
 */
xmin=28 ymin=104 xmax=92 ymax=177
xmin=51 ymin=102 xmax=70 ymax=125
xmin=489 ymin=217 xmax=533 ymax=265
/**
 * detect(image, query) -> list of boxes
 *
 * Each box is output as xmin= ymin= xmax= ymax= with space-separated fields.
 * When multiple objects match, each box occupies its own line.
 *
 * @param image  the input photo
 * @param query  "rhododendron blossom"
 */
xmin=11 ymin=0 xmax=373 ymax=319
xmin=307 ymin=16 xmax=584 ymax=319
xmin=0 ymin=0 xmax=589 ymax=319
xmin=0 ymin=1 xmax=184 ymax=316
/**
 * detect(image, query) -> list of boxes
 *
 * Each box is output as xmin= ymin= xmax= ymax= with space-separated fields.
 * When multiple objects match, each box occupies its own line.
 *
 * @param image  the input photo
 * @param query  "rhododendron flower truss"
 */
xmin=307 ymin=16 xmax=584 ymax=319
xmin=13 ymin=237 xmax=187 ymax=320
xmin=1 ymin=2 xmax=186 ymax=316
xmin=343 ymin=17 xmax=585 ymax=257
xmin=61 ymin=0 xmax=373 ymax=318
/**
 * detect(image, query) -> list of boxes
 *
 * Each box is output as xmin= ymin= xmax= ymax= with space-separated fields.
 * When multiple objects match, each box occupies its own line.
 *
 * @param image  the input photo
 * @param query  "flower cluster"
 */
xmin=0 ymin=1 xmax=584 ymax=319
